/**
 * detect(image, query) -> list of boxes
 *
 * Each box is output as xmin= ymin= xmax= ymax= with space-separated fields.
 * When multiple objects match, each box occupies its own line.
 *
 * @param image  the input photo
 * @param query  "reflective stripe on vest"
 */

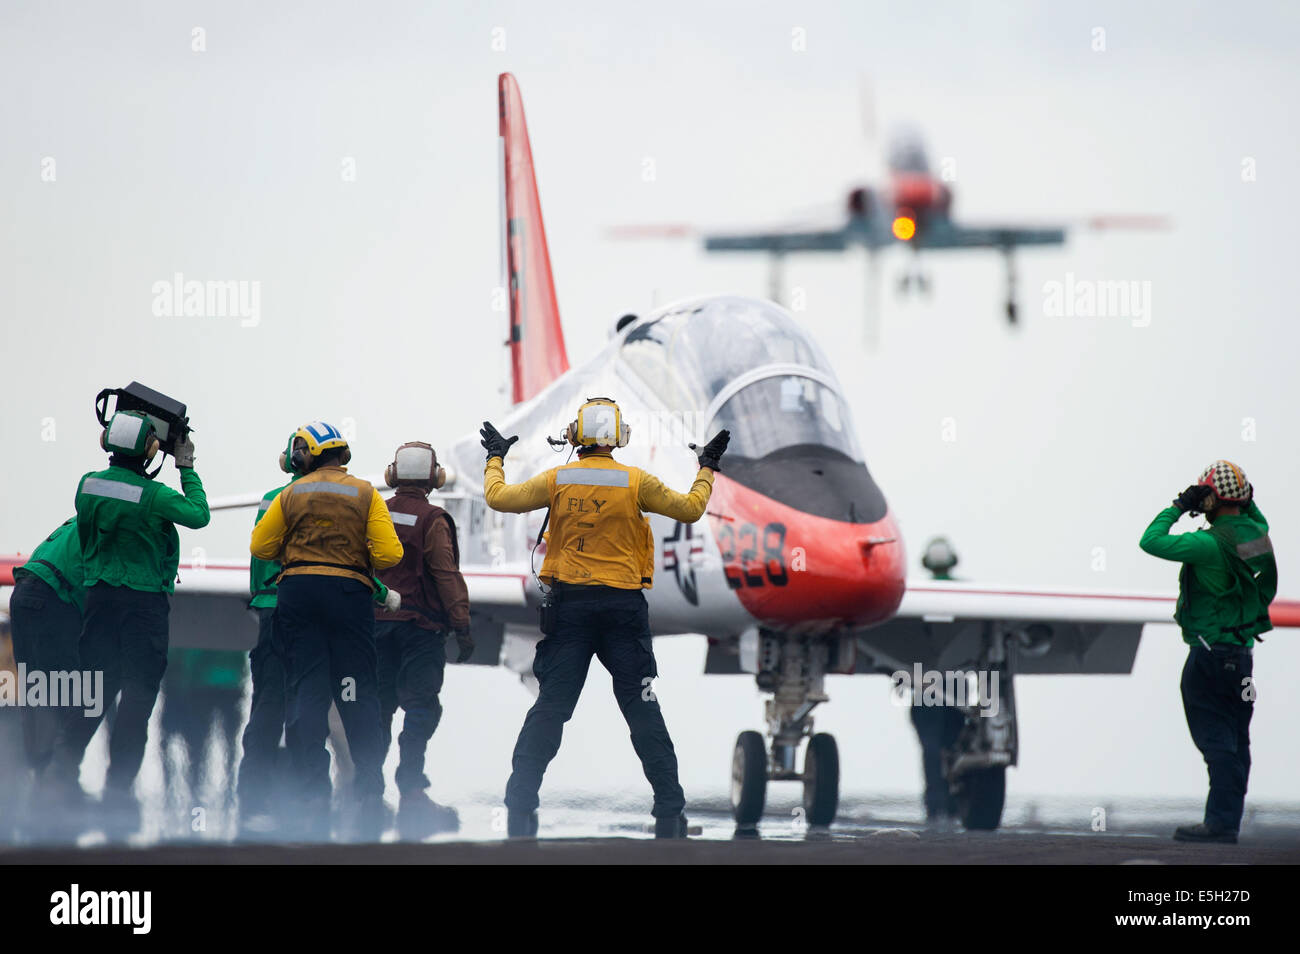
xmin=258 ymin=499 xmax=272 ymax=512
xmin=556 ymin=468 xmax=631 ymax=488
xmin=293 ymin=482 xmax=360 ymax=497
xmin=82 ymin=477 xmax=144 ymax=503
xmin=1237 ymin=534 xmax=1272 ymax=560
xmin=391 ymin=511 xmax=419 ymax=526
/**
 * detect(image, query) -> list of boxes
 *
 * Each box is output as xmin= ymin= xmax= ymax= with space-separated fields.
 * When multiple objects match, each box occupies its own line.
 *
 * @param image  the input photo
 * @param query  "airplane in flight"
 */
xmin=610 ymin=124 xmax=1166 ymax=336
xmin=1 ymin=74 xmax=1291 ymax=834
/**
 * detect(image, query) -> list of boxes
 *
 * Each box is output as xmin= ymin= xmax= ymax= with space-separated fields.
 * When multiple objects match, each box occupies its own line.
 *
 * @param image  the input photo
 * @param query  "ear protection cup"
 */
xmin=433 ymin=464 xmax=446 ymax=490
xmin=99 ymin=429 xmax=109 ymax=452
xmin=144 ymin=435 xmax=160 ymax=462
xmin=340 ymin=447 xmax=351 ymax=466
xmin=565 ymin=420 xmax=579 ymax=446
xmin=384 ymin=463 xmax=397 ymax=489
xmin=291 ymin=446 xmax=312 ymax=473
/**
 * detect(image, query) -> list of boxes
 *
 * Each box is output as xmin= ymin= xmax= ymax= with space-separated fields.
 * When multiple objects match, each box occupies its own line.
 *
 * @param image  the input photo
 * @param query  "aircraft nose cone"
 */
xmin=706 ymin=471 xmax=905 ymax=629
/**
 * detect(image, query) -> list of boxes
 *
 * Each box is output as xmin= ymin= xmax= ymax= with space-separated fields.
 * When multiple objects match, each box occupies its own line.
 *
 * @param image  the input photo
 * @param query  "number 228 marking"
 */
xmin=716 ymin=521 xmax=788 ymax=588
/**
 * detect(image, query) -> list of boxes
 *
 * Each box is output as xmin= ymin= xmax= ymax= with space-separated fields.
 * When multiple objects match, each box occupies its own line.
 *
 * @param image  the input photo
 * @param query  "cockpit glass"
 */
xmin=620 ymin=299 xmax=834 ymax=410
xmin=714 ymin=375 xmax=863 ymax=461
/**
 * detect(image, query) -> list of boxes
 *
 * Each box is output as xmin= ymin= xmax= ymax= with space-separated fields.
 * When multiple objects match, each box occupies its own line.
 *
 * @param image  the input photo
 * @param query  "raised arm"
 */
xmin=638 ymin=468 xmax=714 ymax=523
xmin=153 ymin=469 xmax=211 ymax=529
xmin=483 ymin=458 xmax=553 ymax=513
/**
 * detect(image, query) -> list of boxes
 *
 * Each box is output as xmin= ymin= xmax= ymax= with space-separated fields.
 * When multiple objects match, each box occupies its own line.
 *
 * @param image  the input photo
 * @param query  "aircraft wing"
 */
xmin=0 ymin=556 xmax=535 ymax=664
xmin=851 ymin=580 xmax=1300 ymax=676
xmin=704 ymin=228 xmax=851 ymax=253
xmin=701 ymin=221 xmax=1064 ymax=255
xmin=911 ymin=221 xmax=1065 ymax=250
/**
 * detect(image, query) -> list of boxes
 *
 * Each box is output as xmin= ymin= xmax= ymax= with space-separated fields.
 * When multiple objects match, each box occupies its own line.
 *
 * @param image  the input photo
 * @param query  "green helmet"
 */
xmin=101 ymin=410 xmax=158 ymax=458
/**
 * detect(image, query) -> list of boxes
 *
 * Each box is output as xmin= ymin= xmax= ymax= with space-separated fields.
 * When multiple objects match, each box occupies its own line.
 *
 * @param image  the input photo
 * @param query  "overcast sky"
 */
xmin=3 ymin=1 xmax=1298 ymax=813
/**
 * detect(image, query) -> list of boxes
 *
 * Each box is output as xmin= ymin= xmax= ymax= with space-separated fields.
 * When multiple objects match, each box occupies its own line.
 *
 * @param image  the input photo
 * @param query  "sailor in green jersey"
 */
xmin=9 ymin=519 xmax=87 ymax=779
xmin=49 ymin=410 xmax=209 ymax=835
xmin=1139 ymin=460 xmax=1276 ymax=844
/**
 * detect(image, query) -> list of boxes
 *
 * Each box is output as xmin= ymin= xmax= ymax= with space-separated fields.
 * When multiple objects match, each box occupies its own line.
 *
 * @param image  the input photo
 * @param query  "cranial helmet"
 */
xmin=288 ymin=421 xmax=351 ymax=473
xmin=565 ymin=397 xmax=630 ymax=448
xmin=1196 ymin=460 xmax=1251 ymax=509
xmin=385 ymin=442 xmax=446 ymax=491
xmin=100 ymin=411 xmax=160 ymax=460
xmin=921 ymin=536 xmax=959 ymax=575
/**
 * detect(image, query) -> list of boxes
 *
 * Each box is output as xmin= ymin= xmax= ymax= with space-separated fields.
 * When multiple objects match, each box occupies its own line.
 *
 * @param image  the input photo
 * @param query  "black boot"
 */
xmin=1173 ymin=823 xmax=1237 ymax=844
xmin=507 ymin=808 xmax=538 ymax=839
xmin=397 ymin=790 xmax=460 ymax=840
xmin=654 ymin=813 xmax=688 ymax=839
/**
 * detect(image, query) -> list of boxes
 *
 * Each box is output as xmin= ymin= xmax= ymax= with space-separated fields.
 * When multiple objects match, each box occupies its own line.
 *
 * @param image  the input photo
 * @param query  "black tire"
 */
xmin=731 ymin=731 xmax=767 ymax=827
xmin=957 ymin=766 xmax=1006 ymax=830
xmin=802 ymin=733 xmax=839 ymax=827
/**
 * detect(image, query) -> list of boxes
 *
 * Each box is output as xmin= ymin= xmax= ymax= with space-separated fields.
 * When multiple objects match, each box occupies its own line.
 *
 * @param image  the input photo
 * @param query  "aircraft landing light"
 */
xmin=892 ymin=215 xmax=917 ymax=241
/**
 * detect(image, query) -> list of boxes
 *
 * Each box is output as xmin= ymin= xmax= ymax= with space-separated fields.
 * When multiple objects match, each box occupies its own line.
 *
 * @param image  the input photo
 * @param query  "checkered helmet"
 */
xmin=1197 ymin=460 xmax=1251 ymax=505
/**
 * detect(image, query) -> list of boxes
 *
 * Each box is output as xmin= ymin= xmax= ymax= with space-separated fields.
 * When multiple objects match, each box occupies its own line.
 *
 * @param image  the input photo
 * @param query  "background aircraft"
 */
xmin=611 ymin=115 xmax=1166 ymax=338
xmin=4 ymin=72 xmax=1293 ymax=833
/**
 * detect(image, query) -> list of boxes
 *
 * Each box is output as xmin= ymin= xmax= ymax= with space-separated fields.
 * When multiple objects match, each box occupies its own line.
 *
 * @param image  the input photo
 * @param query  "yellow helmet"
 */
xmin=289 ymin=421 xmax=351 ymax=471
xmin=565 ymin=397 xmax=630 ymax=448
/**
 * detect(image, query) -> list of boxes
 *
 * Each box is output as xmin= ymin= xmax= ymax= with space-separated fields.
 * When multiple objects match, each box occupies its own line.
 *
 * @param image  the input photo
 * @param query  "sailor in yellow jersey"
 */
xmin=480 ymin=397 xmax=729 ymax=838
xmin=250 ymin=421 xmax=402 ymax=841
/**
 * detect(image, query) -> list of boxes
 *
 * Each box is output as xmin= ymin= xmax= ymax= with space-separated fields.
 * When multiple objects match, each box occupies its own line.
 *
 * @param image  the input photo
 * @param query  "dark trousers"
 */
xmin=1181 ymin=645 xmax=1254 ymax=832
xmin=7 ymin=577 xmax=82 ymax=773
xmin=505 ymin=586 xmax=685 ymax=818
xmin=276 ymin=575 xmax=383 ymax=806
xmin=53 ymin=583 xmax=169 ymax=794
xmin=910 ymin=704 xmax=965 ymax=818
xmin=237 ymin=607 xmax=289 ymax=815
xmin=375 ymin=619 xmax=446 ymax=795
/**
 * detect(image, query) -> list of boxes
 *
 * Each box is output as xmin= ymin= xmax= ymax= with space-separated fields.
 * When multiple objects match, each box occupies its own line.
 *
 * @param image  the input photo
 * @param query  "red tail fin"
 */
xmin=499 ymin=73 xmax=570 ymax=405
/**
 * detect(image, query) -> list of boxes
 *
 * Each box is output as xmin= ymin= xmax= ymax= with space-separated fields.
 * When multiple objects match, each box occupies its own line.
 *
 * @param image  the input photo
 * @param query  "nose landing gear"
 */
xmin=730 ymin=634 xmax=842 ymax=831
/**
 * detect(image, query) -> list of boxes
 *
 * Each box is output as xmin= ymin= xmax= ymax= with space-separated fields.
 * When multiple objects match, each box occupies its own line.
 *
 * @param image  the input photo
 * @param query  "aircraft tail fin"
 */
xmin=499 ymin=73 xmax=570 ymax=405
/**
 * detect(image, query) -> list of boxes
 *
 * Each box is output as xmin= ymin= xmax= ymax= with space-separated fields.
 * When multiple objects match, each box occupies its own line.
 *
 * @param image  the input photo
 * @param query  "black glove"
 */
xmin=693 ymin=429 xmax=730 ymax=471
xmin=452 ymin=628 xmax=474 ymax=664
xmin=480 ymin=421 xmax=519 ymax=462
xmin=1174 ymin=484 xmax=1212 ymax=513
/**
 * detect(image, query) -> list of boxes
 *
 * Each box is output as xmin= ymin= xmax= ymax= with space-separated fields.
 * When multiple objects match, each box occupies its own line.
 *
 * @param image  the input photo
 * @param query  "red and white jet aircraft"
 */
xmin=4 ymin=74 xmax=1295 ymax=831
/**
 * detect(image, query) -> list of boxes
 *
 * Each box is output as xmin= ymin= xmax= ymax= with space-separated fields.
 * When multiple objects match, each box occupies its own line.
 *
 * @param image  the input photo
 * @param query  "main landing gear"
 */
xmin=942 ymin=622 xmax=1020 ymax=830
xmin=730 ymin=634 xmax=843 ymax=831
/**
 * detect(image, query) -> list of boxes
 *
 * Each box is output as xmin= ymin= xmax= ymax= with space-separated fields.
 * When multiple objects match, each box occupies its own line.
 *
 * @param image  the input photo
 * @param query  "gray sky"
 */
xmin=3 ymin=1 xmax=1299 ymax=808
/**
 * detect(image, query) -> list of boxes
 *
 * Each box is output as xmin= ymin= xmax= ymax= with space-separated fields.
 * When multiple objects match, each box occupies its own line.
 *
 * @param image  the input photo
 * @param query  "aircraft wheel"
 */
xmin=731 ymin=731 xmax=768 ymax=827
xmin=957 ymin=766 xmax=1006 ymax=830
xmin=802 ymin=733 xmax=839 ymax=827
